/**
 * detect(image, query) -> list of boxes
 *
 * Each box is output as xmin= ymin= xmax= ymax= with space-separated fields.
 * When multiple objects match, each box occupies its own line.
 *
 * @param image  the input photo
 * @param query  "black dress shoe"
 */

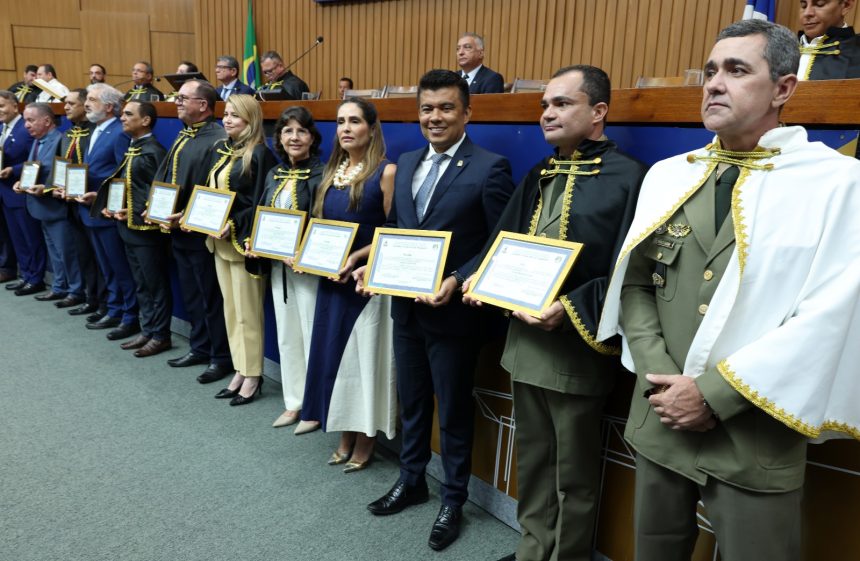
xmin=229 ymin=377 xmax=263 ymax=406
xmin=107 ymin=322 xmax=141 ymax=340
xmin=85 ymin=311 xmax=106 ymax=323
xmin=35 ymin=291 xmax=66 ymax=301
xmin=167 ymin=351 xmax=209 ymax=368
xmin=428 ymin=505 xmax=462 ymax=551
xmin=86 ymin=315 xmax=122 ymax=330
xmin=215 ymin=386 xmax=241 ymax=399
xmin=367 ymin=481 xmax=430 ymax=516
xmin=196 ymin=363 xmax=234 ymax=384
xmin=68 ymin=303 xmax=99 ymax=316
xmin=15 ymin=282 xmax=46 ymax=296
xmin=56 ymin=295 xmax=86 ymax=309
xmin=5 ymin=279 xmax=24 ymax=290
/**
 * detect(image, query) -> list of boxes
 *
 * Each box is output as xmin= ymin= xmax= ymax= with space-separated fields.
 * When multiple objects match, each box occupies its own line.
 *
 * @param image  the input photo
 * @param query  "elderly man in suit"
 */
xmin=0 ymin=90 xmax=42 ymax=294
xmin=358 ymin=68 xmax=514 ymax=552
xmin=15 ymin=102 xmax=84 ymax=307
xmin=76 ymin=83 xmax=138 ymax=341
xmin=214 ymin=55 xmax=255 ymax=101
xmin=456 ymin=33 xmax=504 ymax=94
xmin=599 ymin=19 xmax=860 ymax=560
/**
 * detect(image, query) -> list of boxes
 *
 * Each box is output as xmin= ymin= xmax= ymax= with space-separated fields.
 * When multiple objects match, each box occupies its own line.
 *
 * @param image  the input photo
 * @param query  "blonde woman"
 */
xmin=204 ymin=94 xmax=276 ymax=405
xmin=301 ymin=98 xmax=397 ymax=472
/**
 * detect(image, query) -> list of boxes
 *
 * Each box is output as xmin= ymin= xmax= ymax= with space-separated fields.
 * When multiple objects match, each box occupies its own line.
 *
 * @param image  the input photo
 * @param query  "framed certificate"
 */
xmin=53 ymin=157 xmax=69 ymax=188
xmin=249 ymin=206 xmax=307 ymax=260
xmin=20 ymin=161 xmax=40 ymax=189
xmin=179 ymin=185 xmax=236 ymax=236
xmin=465 ymin=231 xmax=583 ymax=317
xmin=65 ymin=164 xmax=88 ymax=198
xmin=293 ymin=218 xmax=359 ymax=278
xmin=146 ymin=182 xmax=180 ymax=225
xmin=107 ymin=179 xmax=126 ymax=213
xmin=364 ymin=228 xmax=452 ymax=298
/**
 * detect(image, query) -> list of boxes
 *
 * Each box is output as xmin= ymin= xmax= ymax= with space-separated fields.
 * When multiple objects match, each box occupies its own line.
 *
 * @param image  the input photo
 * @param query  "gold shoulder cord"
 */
xmin=271 ymin=167 xmax=311 ymax=209
xmin=65 ymin=127 xmax=90 ymax=163
xmin=120 ymin=146 xmax=157 ymax=231
xmin=799 ymin=36 xmax=840 ymax=80
xmin=168 ymin=122 xmax=206 ymax=184
xmin=208 ymin=143 xmax=246 ymax=255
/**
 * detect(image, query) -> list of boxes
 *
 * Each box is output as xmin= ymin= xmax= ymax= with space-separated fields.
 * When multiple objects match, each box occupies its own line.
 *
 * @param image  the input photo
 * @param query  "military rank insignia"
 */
xmin=667 ymin=223 xmax=692 ymax=238
xmin=651 ymin=272 xmax=665 ymax=287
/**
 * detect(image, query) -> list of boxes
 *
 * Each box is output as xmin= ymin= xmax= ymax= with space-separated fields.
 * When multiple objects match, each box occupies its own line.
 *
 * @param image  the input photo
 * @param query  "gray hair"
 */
xmin=24 ymin=102 xmax=55 ymax=119
xmin=716 ymin=19 xmax=799 ymax=81
xmin=217 ymin=55 xmax=240 ymax=71
xmin=87 ymin=83 xmax=124 ymax=114
xmin=459 ymin=32 xmax=485 ymax=50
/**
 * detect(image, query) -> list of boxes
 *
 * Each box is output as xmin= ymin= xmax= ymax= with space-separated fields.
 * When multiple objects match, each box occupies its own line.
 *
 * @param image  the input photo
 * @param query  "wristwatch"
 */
xmin=449 ymin=270 xmax=465 ymax=290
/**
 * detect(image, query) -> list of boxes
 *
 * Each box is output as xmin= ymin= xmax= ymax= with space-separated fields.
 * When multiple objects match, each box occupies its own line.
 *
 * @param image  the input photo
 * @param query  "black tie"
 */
xmin=715 ymin=165 xmax=739 ymax=233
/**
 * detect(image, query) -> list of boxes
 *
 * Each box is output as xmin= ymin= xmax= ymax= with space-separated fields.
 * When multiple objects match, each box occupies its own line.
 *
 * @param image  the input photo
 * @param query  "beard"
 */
xmin=86 ymin=109 xmax=106 ymax=123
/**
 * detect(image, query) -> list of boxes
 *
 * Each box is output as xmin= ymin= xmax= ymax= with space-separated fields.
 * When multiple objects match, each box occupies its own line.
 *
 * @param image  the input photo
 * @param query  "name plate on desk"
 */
xmin=53 ymin=157 xmax=69 ymax=188
xmin=293 ymin=218 xmax=358 ymax=278
xmin=65 ymin=164 xmax=88 ymax=198
xmin=107 ymin=179 xmax=126 ymax=213
xmin=465 ymin=231 xmax=583 ymax=317
xmin=146 ymin=182 xmax=180 ymax=225
xmin=249 ymin=206 xmax=307 ymax=260
xmin=179 ymin=185 xmax=236 ymax=236
xmin=364 ymin=228 xmax=451 ymax=298
xmin=20 ymin=161 xmax=40 ymax=189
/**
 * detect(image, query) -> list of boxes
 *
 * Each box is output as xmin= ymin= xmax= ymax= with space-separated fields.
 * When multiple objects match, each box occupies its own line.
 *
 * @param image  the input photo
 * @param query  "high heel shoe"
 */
xmin=328 ymin=449 xmax=352 ymax=465
xmin=214 ymin=386 xmax=240 ymax=399
xmin=229 ymin=377 xmax=263 ymax=406
xmin=343 ymin=455 xmax=373 ymax=474
xmin=273 ymin=410 xmax=300 ymax=428
xmin=294 ymin=420 xmax=321 ymax=435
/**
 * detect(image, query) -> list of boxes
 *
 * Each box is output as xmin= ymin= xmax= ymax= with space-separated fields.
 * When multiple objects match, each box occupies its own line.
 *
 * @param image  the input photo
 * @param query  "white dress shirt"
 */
xmin=411 ymin=134 xmax=467 ymax=217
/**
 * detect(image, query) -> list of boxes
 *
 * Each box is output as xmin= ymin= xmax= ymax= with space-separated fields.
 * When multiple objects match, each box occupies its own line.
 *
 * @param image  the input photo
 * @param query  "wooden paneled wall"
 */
xmin=194 ymin=0 xmax=860 ymax=100
xmin=0 ymin=0 xmax=194 ymax=96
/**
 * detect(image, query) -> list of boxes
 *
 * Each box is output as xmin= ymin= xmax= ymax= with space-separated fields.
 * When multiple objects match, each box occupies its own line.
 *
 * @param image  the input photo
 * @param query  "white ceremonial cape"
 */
xmin=598 ymin=126 xmax=860 ymax=442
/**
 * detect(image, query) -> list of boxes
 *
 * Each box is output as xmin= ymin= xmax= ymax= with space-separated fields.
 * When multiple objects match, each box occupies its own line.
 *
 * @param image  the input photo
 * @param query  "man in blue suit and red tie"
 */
xmin=0 ymin=90 xmax=44 ymax=295
xmin=358 ymin=69 xmax=514 ymax=552
xmin=75 ymin=83 xmax=139 ymax=341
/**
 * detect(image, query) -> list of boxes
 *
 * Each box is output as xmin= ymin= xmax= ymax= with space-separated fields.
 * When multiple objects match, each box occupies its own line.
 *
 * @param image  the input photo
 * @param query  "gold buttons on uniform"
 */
xmin=703 ymin=270 xmax=714 ymax=281
xmin=656 ymin=251 xmax=663 ymax=260
xmin=698 ymin=304 xmax=709 ymax=315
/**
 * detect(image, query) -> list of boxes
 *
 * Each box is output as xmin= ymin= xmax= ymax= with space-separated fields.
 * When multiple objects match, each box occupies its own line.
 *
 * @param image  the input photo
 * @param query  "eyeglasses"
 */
xmin=214 ymin=65 xmax=232 ymax=70
xmin=174 ymin=95 xmax=205 ymax=105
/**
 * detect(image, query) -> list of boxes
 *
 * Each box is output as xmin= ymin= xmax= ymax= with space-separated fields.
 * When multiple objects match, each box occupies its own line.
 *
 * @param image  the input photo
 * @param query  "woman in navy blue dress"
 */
xmin=301 ymin=98 xmax=397 ymax=472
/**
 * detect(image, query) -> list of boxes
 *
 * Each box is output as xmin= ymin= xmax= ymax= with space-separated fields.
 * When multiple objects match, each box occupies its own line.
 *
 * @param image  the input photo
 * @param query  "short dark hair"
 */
xmin=24 ymin=65 xmax=38 ymax=74
xmin=67 ymin=87 xmax=88 ymax=101
xmin=273 ymin=106 xmax=322 ymax=162
xmin=130 ymin=100 xmax=158 ymax=129
xmin=39 ymin=64 xmax=57 ymax=78
xmin=552 ymin=64 xmax=611 ymax=107
xmin=179 ymin=61 xmax=199 ymax=73
xmin=218 ymin=56 xmax=241 ymax=71
xmin=339 ymin=77 xmax=354 ymax=88
xmin=716 ymin=19 xmax=799 ymax=81
xmin=0 ymin=90 xmax=17 ymax=104
xmin=261 ymin=51 xmax=283 ymax=64
xmin=135 ymin=61 xmax=155 ymax=75
xmin=90 ymin=63 xmax=106 ymax=74
xmin=187 ymin=79 xmax=218 ymax=113
xmin=418 ymin=69 xmax=470 ymax=108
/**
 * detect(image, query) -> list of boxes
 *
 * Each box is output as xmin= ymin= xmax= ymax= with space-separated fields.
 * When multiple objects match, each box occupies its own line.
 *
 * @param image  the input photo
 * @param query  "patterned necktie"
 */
xmin=414 ymin=152 xmax=447 ymax=222
xmin=714 ymin=165 xmax=739 ymax=233
xmin=222 ymin=87 xmax=232 ymax=101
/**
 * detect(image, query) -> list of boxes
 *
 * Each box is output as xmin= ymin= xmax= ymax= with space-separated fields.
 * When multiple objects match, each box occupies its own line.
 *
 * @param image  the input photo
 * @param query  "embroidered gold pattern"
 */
xmin=167 ymin=122 xmax=206 ymax=184
xmin=208 ymin=142 xmax=241 ymax=254
xmin=717 ymin=360 xmax=860 ymax=441
xmin=64 ymin=127 xmax=90 ymax=163
xmin=120 ymin=146 xmax=157 ymax=231
xmin=799 ymin=37 xmax=840 ymax=80
xmin=271 ymin=167 xmax=310 ymax=209
xmin=559 ymin=296 xmax=620 ymax=356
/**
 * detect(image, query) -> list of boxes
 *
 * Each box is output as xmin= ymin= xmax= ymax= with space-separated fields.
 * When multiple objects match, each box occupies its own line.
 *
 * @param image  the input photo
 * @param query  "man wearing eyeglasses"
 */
xmin=152 ymin=79 xmax=232 ymax=384
xmin=214 ymin=56 xmax=255 ymax=101
xmin=257 ymin=51 xmax=309 ymax=100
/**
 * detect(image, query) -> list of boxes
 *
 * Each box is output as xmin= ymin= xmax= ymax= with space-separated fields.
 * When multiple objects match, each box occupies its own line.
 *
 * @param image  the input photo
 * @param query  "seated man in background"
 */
xmin=125 ymin=61 xmax=164 ymax=101
xmin=797 ymin=0 xmax=860 ymax=79
xmin=35 ymin=64 xmax=69 ymax=102
xmin=214 ymin=55 xmax=255 ymax=101
xmin=456 ymin=32 xmax=504 ymax=94
xmin=257 ymin=50 xmax=309 ymax=100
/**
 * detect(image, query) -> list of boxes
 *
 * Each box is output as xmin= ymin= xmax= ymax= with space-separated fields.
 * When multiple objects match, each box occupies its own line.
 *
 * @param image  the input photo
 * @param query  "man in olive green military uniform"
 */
xmin=599 ymin=20 xmax=860 ymax=561
xmin=464 ymin=65 xmax=645 ymax=561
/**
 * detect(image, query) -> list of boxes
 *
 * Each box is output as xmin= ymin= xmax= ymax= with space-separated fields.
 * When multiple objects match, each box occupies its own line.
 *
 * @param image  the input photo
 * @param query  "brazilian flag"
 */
xmin=243 ymin=0 xmax=261 ymax=88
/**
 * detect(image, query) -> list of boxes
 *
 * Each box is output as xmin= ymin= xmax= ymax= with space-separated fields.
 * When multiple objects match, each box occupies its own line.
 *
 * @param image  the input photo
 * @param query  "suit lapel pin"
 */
xmin=456 ymin=160 xmax=463 ymax=167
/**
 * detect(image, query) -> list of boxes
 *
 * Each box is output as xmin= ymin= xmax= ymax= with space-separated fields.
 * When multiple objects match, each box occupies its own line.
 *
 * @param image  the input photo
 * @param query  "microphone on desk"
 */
xmin=285 ymin=36 xmax=324 ymax=70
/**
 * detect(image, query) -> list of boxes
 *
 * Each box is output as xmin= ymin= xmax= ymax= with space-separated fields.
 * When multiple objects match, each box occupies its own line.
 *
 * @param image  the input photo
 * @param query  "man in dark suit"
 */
xmin=76 ymin=83 xmax=139 ymax=341
xmin=154 ymin=79 xmax=232 ymax=383
xmin=94 ymin=101 xmax=171 ymax=358
xmin=214 ymin=56 xmax=255 ymax=101
xmin=17 ymin=102 xmax=85 ymax=307
xmin=0 ymin=90 xmax=43 ymax=295
xmin=797 ymin=0 xmax=860 ymax=79
xmin=257 ymin=51 xmax=309 ymax=100
xmin=457 ymin=33 xmax=505 ymax=94
xmin=359 ymin=69 xmax=514 ymax=552
xmin=125 ymin=61 xmax=164 ymax=102
xmin=8 ymin=65 xmax=39 ymax=104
